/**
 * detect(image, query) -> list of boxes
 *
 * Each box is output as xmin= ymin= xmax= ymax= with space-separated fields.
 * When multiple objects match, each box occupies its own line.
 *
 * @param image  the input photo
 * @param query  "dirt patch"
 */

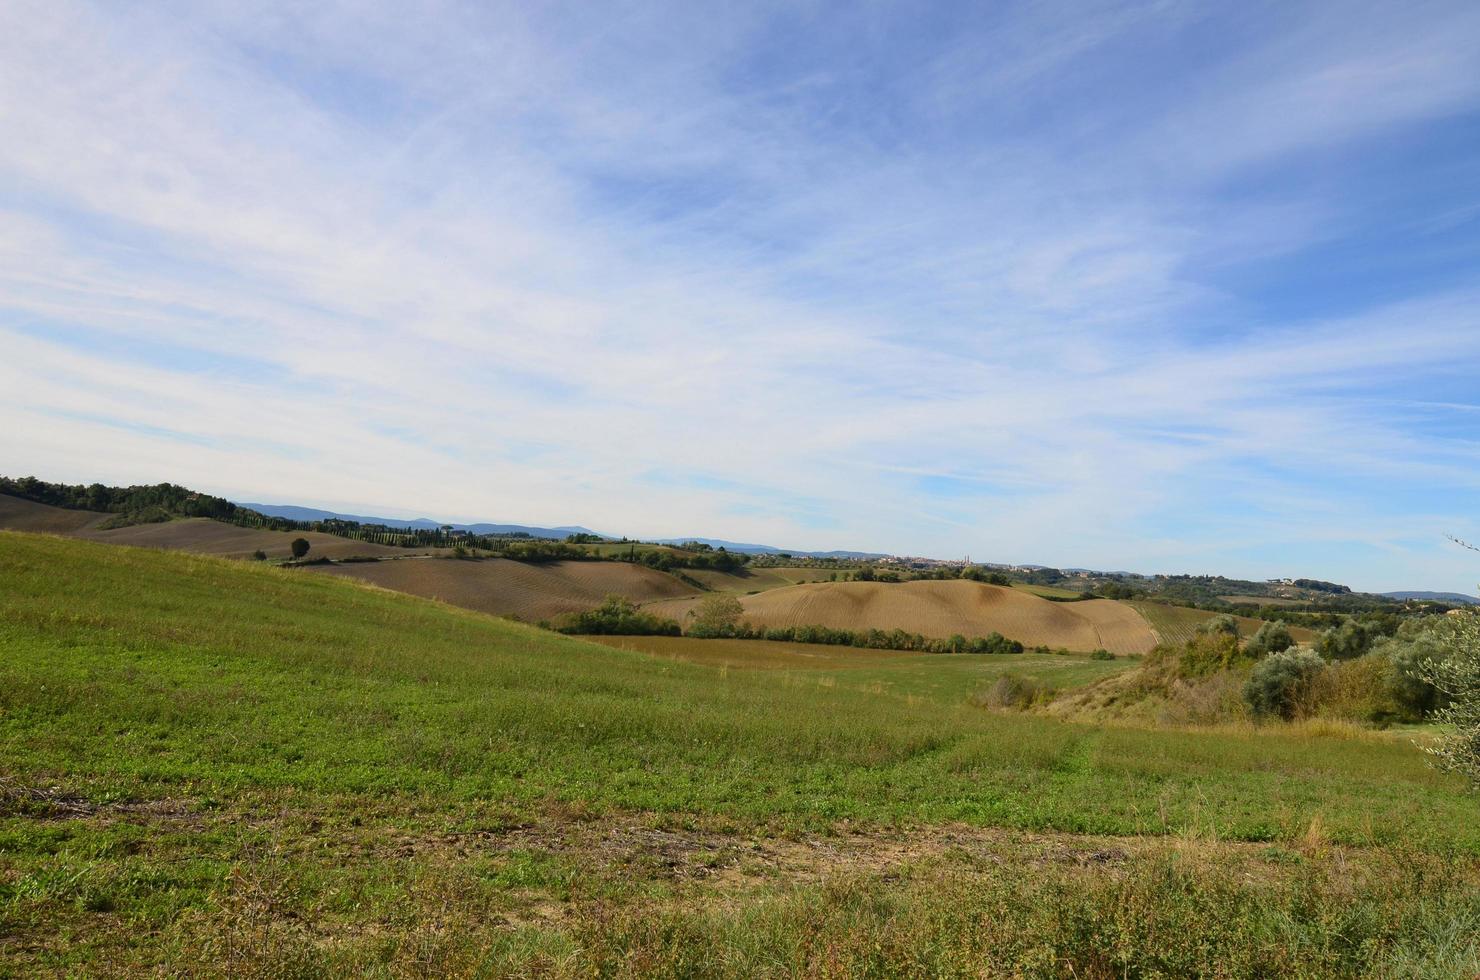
xmin=309 ymin=557 xmax=693 ymax=621
xmin=0 ymin=778 xmax=203 ymax=823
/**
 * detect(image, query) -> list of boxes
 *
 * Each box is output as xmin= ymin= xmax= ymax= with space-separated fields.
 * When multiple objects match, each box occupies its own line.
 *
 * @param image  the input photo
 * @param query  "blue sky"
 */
xmin=2 ymin=0 xmax=1479 ymax=593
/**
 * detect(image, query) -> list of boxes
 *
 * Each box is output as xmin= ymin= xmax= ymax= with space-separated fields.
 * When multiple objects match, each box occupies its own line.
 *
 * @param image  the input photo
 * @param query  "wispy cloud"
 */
xmin=2 ymin=0 xmax=1478 ymax=592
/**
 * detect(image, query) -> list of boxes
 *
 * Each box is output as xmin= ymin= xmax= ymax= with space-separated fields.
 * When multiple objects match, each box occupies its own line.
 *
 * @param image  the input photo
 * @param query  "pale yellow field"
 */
xmin=310 ymin=557 xmax=693 ymax=622
xmin=646 ymin=580 xmax=1160 ymax=654
xmin=682 ymin=567 xmax=796 ymax=593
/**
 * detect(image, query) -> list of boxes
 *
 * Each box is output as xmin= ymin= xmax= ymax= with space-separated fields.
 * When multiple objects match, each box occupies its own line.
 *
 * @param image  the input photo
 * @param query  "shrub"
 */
xmin=688 ymin=594 xmax=745 ymax=638
xmin=251 ymin=550 xmax=267 ymax=561
xmin=1316 ymin=619 xmax=1378 ymax=660
xmin=1157 ymin=671 xmax=1248 ymax=727
xmin=1244 ymin=648 xmax=1325 ymax=720
xmin=1197 ymin=615 xmax=1240 ymax=639
xmin=555 ymin=595 xmax=681 ymax=636
xmin=1245 ymin=621 xmax=1295 ymax=658
xmin=968 ymin=632 xmax=1023 ymax=655
xmin=1307 ymin=653 xmax=1404 ymax=725
xmin=1090 ymin=648 xmax=1115 ymax=661
xmin=290 ymin=538 xmax=311 ymax=560
xmin=1371 ymin=617 xmax=1454 ymax=719
xmin=973 ymin=674 xmax=1051 ymax=710
xmin=1416 ymin=612 xmax=1480 ymax=783
xmin=1179 ymin=630 xmax=1244 ymax=678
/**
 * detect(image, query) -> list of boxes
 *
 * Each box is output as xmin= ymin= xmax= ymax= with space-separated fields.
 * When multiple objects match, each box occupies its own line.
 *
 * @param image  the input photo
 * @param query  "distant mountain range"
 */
xmin=237 ymin=503 xmax=887 ymax=558
xmin=237 ymin=503 xmax=602 ymax=540
xmin=652 ymin=537 xmax=887 ymax=559
xmin=1378 ymin=591 xmax=1479 ymax=605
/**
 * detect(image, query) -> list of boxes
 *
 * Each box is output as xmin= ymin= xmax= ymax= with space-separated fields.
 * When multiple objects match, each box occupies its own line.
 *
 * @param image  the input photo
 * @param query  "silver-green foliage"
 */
xmin=1244 ymin=620 xmax=1295 ymax=658
xmin=1243 ymin=648 xmax=1325 ymax=720
xmin=1417 ymin=613 xmax=1480 ymax=783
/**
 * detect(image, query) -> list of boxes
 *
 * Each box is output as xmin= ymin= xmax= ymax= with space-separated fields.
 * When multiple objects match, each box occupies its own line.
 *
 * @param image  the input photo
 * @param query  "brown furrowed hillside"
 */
xmin=0 ymin=494 xmax=412 ymax=560
xmin=86 ymin=518 xmax=413 ymax=560
xmin=309 ymin=557 xmax=694 ymax=622
xmin=649 ymin=580 xmax=1160 ymax=654
xmin=0 ymin=494 xmax=108 ymax=534
xmin=682 ymin=567 xmax=795 ymax=593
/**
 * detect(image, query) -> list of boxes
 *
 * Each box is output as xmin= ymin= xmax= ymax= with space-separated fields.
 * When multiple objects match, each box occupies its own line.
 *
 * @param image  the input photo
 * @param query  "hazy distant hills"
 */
xmin=1379 ymin=591 xmax=1479 ymax=605
xmin=239 ymin=504 xmax=885 ymax=558
xmin=652 ymin=537 xmax=888 ymax=559
xmin=238 ymin=503 xmax=602 ymax=540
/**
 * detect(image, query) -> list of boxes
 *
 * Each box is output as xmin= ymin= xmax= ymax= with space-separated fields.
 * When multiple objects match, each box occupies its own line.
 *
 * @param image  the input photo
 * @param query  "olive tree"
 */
xmin=1245 ymin=621 xmax=1295 ymax=658
xmin=1417 ymin=613 xmax=1480 ymax=783
xmin=1243 ymin=647 xmax=1325 ymax=720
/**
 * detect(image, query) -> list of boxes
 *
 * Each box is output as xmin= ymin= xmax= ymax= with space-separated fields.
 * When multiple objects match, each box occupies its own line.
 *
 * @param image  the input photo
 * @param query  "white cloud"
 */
xmin=1 ymin=0 xmax=1478 ymax=592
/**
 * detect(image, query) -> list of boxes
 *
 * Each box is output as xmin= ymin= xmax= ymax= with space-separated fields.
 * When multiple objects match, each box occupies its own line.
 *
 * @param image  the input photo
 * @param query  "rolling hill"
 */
xmin=647 ymin=580 xmax=1160 ymax=654
xmin=1128 ymin=601 xmax=1319 ymax=647
xmin=237 ymin=502 xmax=602 ymax=539
xmin=4 ymin=530 xmax=1474 ymax=975
xmin=0 ymin=494 xmax=411 ymax=560
xmin=0 ymin=493 xmax=109 ymax=534
xmin=307 ymin=556 xmax=694 ymax=621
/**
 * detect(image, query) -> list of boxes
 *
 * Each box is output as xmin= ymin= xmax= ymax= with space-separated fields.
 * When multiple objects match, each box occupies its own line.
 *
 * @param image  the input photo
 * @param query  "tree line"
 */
xmin=553 ymin=594 xmax=1025 ymax=655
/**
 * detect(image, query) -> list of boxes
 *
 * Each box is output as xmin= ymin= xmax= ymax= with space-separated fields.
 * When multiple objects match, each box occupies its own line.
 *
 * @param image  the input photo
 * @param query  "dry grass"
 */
xmin=311 ymin=557 xmax=694 ymax=621
xmin=691 ymin=581 xmax=1160 ymax=654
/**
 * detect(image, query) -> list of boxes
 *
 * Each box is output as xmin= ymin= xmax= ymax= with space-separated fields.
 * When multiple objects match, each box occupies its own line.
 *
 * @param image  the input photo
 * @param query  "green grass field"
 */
xmin=3 ymin=532 xmax=1478 ymax=976
xmin=581 ymin=635 xmax=1132 ymax=706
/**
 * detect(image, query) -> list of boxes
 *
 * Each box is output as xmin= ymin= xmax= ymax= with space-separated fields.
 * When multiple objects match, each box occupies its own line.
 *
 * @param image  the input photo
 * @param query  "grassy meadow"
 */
xmin=581 ymin=635 xmax=1132 ymax=706
xmin=3 ymin=532 xmax=1479 ymax=976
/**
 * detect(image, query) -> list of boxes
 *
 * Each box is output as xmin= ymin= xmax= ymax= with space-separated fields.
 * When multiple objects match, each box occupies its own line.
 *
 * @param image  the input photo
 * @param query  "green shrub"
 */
xmin=687 ymin=594 xmax=745 ymax=638
xmin=1308 ymin=653 xmax=1404 ymax=724
xmin=1316 ymin=619 xmax=1380 ymax=660
xmin=973 ymin=673 xmax=1051 ymax=710
xmin=554 ymin=595 xmax=681 ymax=636
xmin=1245 ymin=621 xmax=1295 ymax=658
xmin=1179 ymin=630 xmax=1245 ymax=678
xmin=1417 ymin=612 xmax=1480 ymax=783
xmin=1370 ymin=616 xmax=1455 ymax=719
xmin=1244 ymin=648 xmax=1325 ymax=720
xmin=1090 ymin=648 xmax=1115 ymax=661
xmin=1197 ymin=614 xmax=1240 ymax=639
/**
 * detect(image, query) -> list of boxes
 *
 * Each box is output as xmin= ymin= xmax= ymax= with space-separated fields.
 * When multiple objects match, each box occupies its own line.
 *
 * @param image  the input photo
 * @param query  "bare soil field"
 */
xmin=649 ymin=581 xmax=1160 ymax=654
xmin=85 ymin=518 xmax=412 ymax=560
xmin=0 ymin=495 xmax=409 ymax=560
xmin=682 ymin=567 xmax=795 ymax=593
xmin=0 ymin=494 xmax=108 ymax=534
xmin=310 ymin=557 xmax=694 ymax=621
xmin=768 ymin=566 xmax=853 ymax=584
